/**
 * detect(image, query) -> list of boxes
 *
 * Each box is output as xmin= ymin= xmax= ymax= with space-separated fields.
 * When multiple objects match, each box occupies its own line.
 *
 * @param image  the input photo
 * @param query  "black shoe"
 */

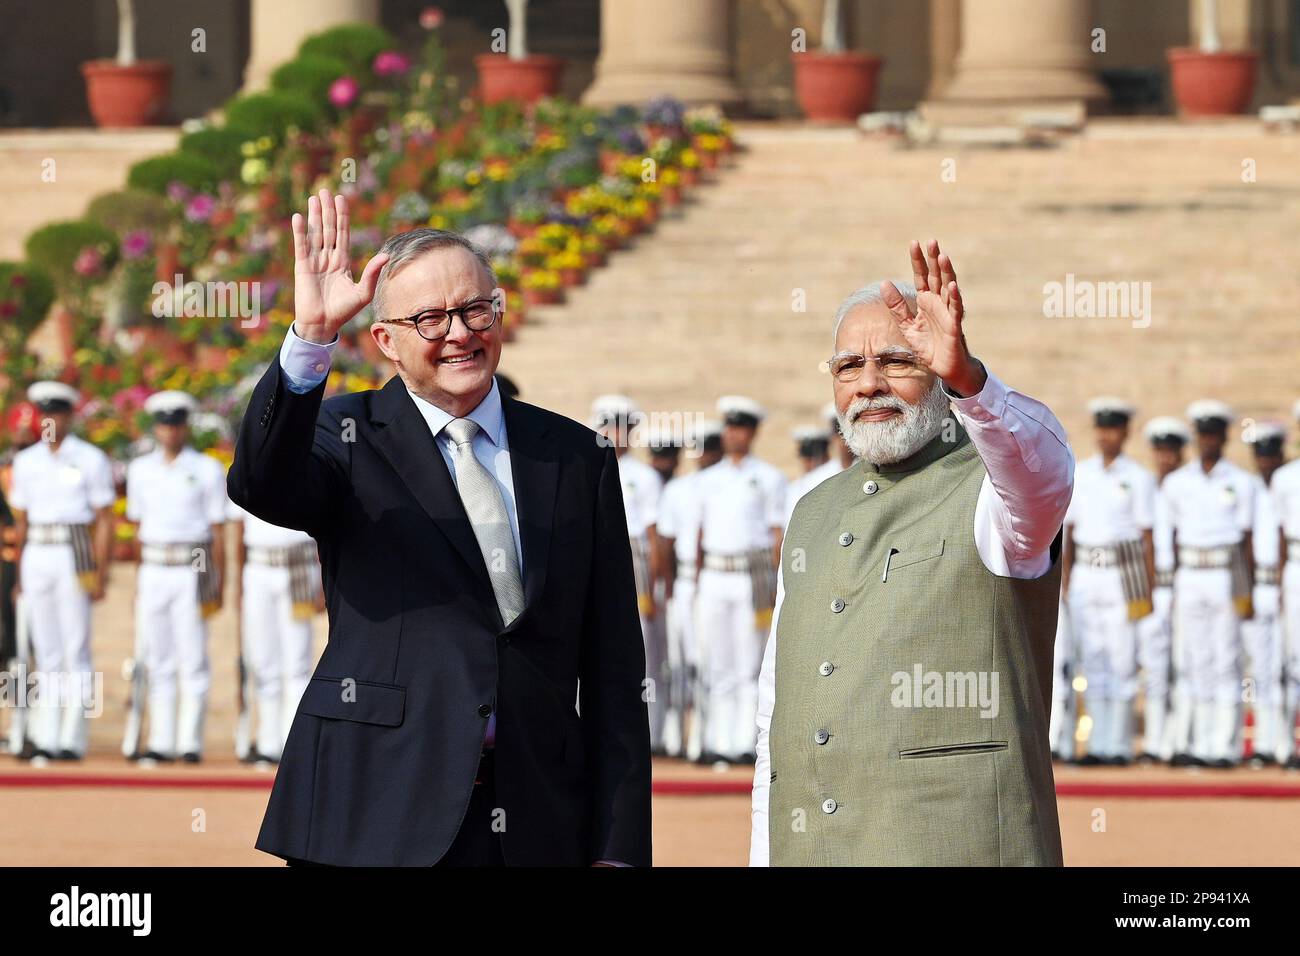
xmin=1246 ymin=754 xmax=1276 ymax=768
xmin=11 ymin=741 xmax=37 ymax=761
xmin=1169 ymin=752 xmax=1197 ymax=767
xmin=54 ymin=750 xmax=82 ymax=761
xmin=241 ymin=749 xmax=279 ymax=765
xmin=1075 ymin=754 xmax=1103 ymax=766
xmin=1286 ymin=755 xmax=1300 ymax=770
xmin=735 ymin=752 xmax=757 ymax=766
xmin=1210 ymin=758 xmax=1236 ymax=770
xmin=1135 ymin=752 xmax=1162 ymax=766
xmin=1104 ymin=755 xmax=1131 ymax=767
xmin=134 ymin=750 xmax=174 ymax=763
xmin=181 ymin=752 xmax=202 ymax=764
xmin=30 ymin=748 xmax=56 ymax=761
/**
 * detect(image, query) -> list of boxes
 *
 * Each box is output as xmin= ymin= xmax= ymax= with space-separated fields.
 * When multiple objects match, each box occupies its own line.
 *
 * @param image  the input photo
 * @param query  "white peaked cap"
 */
xmin=144 ymin=390 xmax=199 ymax=417
xmin=1086 ymin=396 xmax=1135 ymax=417
xmin=1143 ymin=416 xmax=1191 ymax=443
xmin=26 ymin=381 xmax=79 ymax=407
xmin=792 ymin=424 xmax=830 ymax=443
xmin=1246 ymin=421 xmax=1287 ymax=444
xmin=716 ymin=395 xmax=765 ymax=422
xmin=1186 ymin=399 xmax=1234 ymax=424
xmin=589 ymin=394 xmax=639 ymax=428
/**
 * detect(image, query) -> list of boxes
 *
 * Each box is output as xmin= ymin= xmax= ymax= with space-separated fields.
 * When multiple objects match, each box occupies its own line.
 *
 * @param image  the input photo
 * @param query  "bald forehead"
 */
xmin=833 ymin=302 xmax=911 ymax=355
xmin=382 ymin=246 xmax=495 ymax=317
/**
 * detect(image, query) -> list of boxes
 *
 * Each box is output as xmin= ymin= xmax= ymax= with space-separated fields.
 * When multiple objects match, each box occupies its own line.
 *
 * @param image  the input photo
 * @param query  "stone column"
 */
xmin=243 ymin=0 xmax=380 ymax=91
xmin=582 ymin=0 xmax=742 ymax=107
xmin=923 ymin=0 xmax=1107 ymax=121
xmin=926 ymin=0 xmax=962 ymax=100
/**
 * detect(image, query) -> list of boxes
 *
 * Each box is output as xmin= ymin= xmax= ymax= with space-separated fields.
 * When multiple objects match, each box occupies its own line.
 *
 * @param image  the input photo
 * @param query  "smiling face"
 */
xmin=832 ymin=302 xmax=949 ymax=465
xmin=371 ymin=246 xmax=502 ymax=416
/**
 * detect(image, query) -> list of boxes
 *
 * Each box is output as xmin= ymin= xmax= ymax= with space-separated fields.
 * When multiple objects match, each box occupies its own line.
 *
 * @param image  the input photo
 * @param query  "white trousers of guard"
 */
xmin=242 ymin=564 xmax=313 ymax=760
xmin=663 ymin=575 xmax=698 ymax=758
xmin=137 ymin=563 xmax=210 ymax=757
xmin=1171 ymin=566 xmax=1242 ymax=763
xmin=21 ymin=544 xmax=92 ymax=756
xmin=1280 ymin=564 xmax=1300 ymax=761
xmin=1136 ymin=588 xmax=1174 ymax=757
xmin=1069 ymin=564 xmax=1137 ymax=759
xmin=696 ymin=568 xmax=763 ymax=760
xmin=1242 ymin=583 xmax=1284 ymax=761
xmin=1048 ymin=598 xmax=1075 ymax=758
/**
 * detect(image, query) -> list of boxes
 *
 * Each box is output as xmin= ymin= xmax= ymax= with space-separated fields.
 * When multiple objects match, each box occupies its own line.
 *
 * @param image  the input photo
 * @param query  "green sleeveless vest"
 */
xmin=768 ymin=417 xmax=1063 ymax=866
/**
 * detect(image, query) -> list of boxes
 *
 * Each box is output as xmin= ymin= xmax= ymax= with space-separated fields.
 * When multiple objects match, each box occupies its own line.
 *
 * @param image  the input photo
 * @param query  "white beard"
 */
xmin=837 ymin=380 xmax=951 ymax=466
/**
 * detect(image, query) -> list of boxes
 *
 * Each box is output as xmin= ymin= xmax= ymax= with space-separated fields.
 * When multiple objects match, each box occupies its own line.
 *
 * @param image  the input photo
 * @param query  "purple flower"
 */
xmin=329 ymin=76 xmax=360 ymax=109
xmin=184 ymin=194 xmax=216 ymax=223
xmin=166 ymin=181 xmax=192 ymax=204
xmin=122 ymin=230 xmax=152 ymax=260
xmin=372 ymin=51 xmax=410 ymax=77
xmin=73 ymin=246 xmax=104 ymax=277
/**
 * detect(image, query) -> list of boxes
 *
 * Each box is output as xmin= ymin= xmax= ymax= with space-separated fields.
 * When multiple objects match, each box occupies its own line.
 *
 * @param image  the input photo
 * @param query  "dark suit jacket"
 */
xmin=227 ymin=362 xmax=652 ymax=866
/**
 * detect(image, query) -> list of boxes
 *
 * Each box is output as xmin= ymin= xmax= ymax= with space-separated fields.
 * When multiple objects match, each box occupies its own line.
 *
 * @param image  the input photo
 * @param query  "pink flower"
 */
xmin=373 ymin=51 xmax=410 ymax=77
xmin=184 ymin=194 xmax=216 ymax=222
xmin=112 ymin=384 xmax=152 ymax=411
xmin=329 ymin=76 xmax=360 ymax=109
xmin=9 ymin=273 xmax=25 ymax=288
xmin=166 ymin=181 xmax=192 ymax=204
xmin=122 ymin=230 xmax=152 ymax=260
xmin=73 ymin=246 xmax=104 ymax=277
xmin=419 ymin=6 xmax=444 ymax=30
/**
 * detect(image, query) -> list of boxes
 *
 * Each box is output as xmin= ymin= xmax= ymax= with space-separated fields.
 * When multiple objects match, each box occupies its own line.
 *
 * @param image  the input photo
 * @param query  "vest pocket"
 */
xmin=898 ymin=740 xmax=1008 ymax=759
xmin=881 ymin=538 xmax=945 ymax=580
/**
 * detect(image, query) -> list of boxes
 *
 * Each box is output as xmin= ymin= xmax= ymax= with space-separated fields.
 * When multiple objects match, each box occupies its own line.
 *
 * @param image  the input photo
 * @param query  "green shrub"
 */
xmin=0 ymin=261 xmax=55 ymax=344
xmin=298 ymin=23 xmax=395 ymax=74
xmin=271 ymin=54 xmax=351 ymax=106
xmin=126 ymin=152 xmax=221 ymax=195
xmin=24 ymin=220 xmax=120 ymax=291
xmin=85 ymin=189 xmax=174 ymax=234
xmin=223 ymin=90 xmax=322 ymax=142
xmin=178 ymin=125 xmax=256 ymax=182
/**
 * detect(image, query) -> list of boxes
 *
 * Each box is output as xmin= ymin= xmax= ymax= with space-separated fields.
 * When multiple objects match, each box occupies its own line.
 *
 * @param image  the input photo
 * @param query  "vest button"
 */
xmin=814 ymin=729 xmax=830 ymax=745
xmin=830 ymin=598 xmax=845 ymax=613
xmin=862 ymin=480 xmax=879 ymax=495
xmin=818 ymin=661 xmax=834 ymax=676
xmin=838 ymin=532 xmax=854 ymax=546
xmin=821 ymin=798 xmax=838 ymax=814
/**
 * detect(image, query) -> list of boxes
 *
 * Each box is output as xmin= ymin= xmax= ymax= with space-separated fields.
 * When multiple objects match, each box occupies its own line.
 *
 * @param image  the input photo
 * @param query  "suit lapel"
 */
xmin=501 ymin=396 xmax=557 ymax=615
xmin=370 ymin=377 xmax=493 ymax=586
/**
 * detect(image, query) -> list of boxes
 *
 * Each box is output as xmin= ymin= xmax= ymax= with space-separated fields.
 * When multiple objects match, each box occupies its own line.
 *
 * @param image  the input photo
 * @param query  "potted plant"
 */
xmin=521 ymin=268 xmax=564 ymax=306
xmin=1167 ymin=0 xmax=1258 ymax=116
xmin=476 ymin=0 xmax=564 ymax=105
xmin=81 ymin=0 xmax=172 ymax=127
xmin=790 ymin=0 xmax=883 ymax=123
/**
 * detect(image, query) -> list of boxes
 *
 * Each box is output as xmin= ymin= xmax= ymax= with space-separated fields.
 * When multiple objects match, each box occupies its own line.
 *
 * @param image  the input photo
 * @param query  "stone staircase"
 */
xmin=503 ymin=120 xmax=1300 ymax=475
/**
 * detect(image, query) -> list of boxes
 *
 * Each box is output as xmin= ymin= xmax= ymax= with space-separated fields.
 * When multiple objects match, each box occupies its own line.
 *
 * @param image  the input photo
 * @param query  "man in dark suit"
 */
xmin=228 ymin=188 xmax=652 ymax=866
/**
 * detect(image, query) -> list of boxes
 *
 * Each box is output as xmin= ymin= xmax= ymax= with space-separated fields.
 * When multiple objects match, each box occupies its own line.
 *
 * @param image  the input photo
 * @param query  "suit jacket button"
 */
xmin=478 ymin=704 xmax=492 ymax=718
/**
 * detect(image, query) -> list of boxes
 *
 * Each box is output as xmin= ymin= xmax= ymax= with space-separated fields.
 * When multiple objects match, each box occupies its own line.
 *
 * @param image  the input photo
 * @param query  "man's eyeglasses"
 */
xmin=825 ymin=351 xmax=927 ymax=382
xmin=377 ymin=297 xmax=501 ymax=341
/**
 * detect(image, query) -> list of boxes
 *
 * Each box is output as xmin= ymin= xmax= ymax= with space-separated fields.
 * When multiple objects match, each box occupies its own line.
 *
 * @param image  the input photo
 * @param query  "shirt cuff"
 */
xmin=941 ymin=359 xmax=1007 ymax=422
xmin=279 ymin=323 xmax=338 ymax=394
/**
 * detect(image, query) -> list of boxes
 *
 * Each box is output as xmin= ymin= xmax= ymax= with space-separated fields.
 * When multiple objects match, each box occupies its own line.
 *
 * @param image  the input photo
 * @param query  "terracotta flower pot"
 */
xmin=523 ymin=288 xmax=563 ymax=307
xmin=81 ymin=60 xmax=172 ymax=127
xmin=791 ymin=51 xmax=883 ymax=123
xmin=559 ymin=268 xmax=585 ymax=288
xmin=1166 ymin=48 xmax=1258 ymax=116
xmin=475 ymin=54 xmax=564 ymax=106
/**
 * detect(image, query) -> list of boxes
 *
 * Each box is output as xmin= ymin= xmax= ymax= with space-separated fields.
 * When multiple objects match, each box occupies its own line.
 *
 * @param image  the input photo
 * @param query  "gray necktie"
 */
xmin=443 ymin=417 xmax=524 ymax=626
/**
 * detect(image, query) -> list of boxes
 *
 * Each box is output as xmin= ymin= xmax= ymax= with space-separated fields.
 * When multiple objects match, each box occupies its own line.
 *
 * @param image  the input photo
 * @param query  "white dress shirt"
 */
xmin=696 ymin=455 xmax=787 ymax=554
xmin=1273 ymin=459 xmax=1300 ymax=542
xmin=1064 ymin=453 xmax=1155 ymax=546
xmin=1251 ymin=475 xmax=1280 ymax=568
xmin=783 ymin=457 xmax=847 ymax=529
xmin=617 ymin=452 xmax=663 ymax=539
xmin=658 ymin=469 xmax=707 ymax=567
xmin=750 ymin=366 xmax=1075 ymax=866
xmin=9 ymin=434 xmax=115 ymax=524
xmin=1157 ymin=458 xmax=1255 ymax=550
xmin=126 ymin=446 xmax=227 ymax=544
xmin=227 ymin=499 xmax=316 ymax=548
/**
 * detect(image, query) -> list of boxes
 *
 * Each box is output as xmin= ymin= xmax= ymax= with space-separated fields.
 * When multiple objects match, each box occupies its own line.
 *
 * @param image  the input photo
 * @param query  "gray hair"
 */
xmin=832 ymin=280 xmax=918 ymax=343
xmin=372 ymin=228 xmax=498 ymax=321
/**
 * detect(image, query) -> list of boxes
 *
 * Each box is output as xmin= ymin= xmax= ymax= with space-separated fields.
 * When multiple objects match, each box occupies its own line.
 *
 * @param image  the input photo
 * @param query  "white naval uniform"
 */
xmin=657 ymin=465 xmax=709 ymax=757
xmin=782 ymin=457 xmax=846 ymax=530
xmin=9 ymin=435 xmax=115 ymax=756
xmin=1158 ymin=458 xmax=1256 ymax=763
xmin=228 ymin=500 xmax=319 ymax=759
xmin=617 ymin=452 xmax=664 ymax=748
xmin=695 ymin=454 xmax=787 ymax=760
xmin=126 ymin=446 xmax=227 ymax=757
xmin=1243 ymin=475 xmax=1284 ymax=760
xmin=1139 ymin=481 xmax=1177 ymax=758
xmin=751 ymin=368 xmax=1073 ymax=866
xmin=1064 ymin=453 xmax=1155 ymax=759
xmin=1269 ymin=459 xmax=1300 ymax=762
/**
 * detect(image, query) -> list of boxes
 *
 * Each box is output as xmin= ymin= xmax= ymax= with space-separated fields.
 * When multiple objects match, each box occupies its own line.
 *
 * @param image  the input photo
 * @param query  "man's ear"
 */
xmin=371 ymin=323 xmax=400 ymax=362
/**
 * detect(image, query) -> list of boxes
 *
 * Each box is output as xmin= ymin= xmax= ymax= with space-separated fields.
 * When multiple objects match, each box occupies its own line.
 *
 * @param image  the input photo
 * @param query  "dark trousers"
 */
xmin=284 ymin=750 xmax=504 ymax=867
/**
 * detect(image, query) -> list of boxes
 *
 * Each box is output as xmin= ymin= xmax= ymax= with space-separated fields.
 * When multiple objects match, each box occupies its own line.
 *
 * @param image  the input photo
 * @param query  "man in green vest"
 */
xmin=751 ymin=240 xmax=1074 ymax=866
